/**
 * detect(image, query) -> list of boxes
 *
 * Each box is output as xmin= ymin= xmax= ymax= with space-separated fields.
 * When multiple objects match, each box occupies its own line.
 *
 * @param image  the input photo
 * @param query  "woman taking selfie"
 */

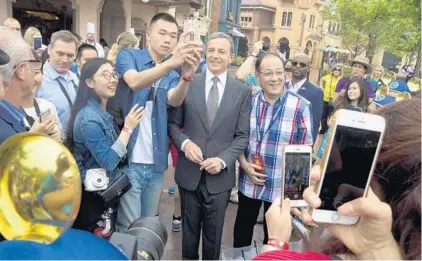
xmin=254 ymin=98 xmax=421 ymax=260
xmin=66 ymin=58 xmax=144 ymax=234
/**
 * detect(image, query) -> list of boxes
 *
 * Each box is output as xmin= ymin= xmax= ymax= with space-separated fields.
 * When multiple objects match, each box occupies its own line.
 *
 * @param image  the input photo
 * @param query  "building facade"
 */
xmin=0 ymin=0 xmax=208 ymax=47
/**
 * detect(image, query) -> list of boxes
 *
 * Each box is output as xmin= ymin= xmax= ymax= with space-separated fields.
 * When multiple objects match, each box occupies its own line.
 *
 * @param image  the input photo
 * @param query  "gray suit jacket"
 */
xmin=168 ymin=72 xmax=251 ymax=194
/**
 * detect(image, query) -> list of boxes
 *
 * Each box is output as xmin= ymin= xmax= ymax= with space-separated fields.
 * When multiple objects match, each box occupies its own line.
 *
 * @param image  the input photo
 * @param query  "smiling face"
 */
xmin=206 ymin=37 xmax=233 ymax=76
xmin=347 ymin=82 xmax=361 ymax=101
xmin=86 ymin=63 xmax=118 ymax=100
xmin=257 ymin=55 xmax=285 ymax=99
xmin=374 ymin=67 xmax=383 ymax=78
xmin=332 ymin=66 xmax=342 ymax=77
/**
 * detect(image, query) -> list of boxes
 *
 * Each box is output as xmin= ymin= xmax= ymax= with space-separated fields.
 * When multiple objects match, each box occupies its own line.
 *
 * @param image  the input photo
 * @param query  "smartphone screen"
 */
xmin=319 ymin=125 xmax=381 ymax=211
xmin=284 ymin=152 xmax=311 ymax=200
xmin=34 ymin=36 xmax=42 ymax=50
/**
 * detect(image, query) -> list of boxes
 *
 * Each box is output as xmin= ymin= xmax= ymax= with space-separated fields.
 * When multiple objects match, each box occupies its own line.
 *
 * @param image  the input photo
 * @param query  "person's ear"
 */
xmin=85 ymin=78 xmax=95 ymax=89
xmin=14 ymin=63 xmax=27 ymax=81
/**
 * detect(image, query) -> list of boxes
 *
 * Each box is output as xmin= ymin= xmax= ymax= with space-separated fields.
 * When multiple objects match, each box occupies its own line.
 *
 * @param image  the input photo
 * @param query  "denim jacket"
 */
xmin=115 ymin=48 xmax=180 ymax=172
xmin=73 ymin=99 xmax=127 ymax=182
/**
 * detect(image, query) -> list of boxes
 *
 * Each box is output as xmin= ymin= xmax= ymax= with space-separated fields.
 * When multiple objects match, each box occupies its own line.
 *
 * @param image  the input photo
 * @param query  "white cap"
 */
xmin=87 ymin=22 xmax=95 ymax=34
xmin=128 ymin=28 xmax=135 ymax=35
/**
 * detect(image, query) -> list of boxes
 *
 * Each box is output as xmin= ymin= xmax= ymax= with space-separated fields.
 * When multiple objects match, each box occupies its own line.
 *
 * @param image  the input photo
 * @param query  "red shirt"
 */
xmin=253 ymin=250 xmax=332 ymax=260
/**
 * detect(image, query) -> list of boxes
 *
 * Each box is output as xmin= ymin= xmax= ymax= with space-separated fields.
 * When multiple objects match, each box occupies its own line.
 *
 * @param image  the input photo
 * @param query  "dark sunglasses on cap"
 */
xmin=291 ymin=61 xmax=307 ymax=68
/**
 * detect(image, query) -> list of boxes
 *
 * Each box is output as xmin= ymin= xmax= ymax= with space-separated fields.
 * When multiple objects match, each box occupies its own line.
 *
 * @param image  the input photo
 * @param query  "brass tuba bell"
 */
xmin=375 ymin=84 xmax=389 ymax=100
xmin=407 ymin=77 xmax=421 ymax=93
xmin=381 ymin=71 xmax=396 ymax=86
xmin=396 ymin=92 xmax=411 ymax=102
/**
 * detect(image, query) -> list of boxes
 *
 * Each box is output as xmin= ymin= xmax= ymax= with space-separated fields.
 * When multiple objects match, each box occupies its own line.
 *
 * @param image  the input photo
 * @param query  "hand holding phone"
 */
xmin=300 ymin=169 xmax=397 ymax=259
xmin=312 ymin=109 xmax=385 ymax=225
xmin=40 ymin=109 xmax=52 ymax=123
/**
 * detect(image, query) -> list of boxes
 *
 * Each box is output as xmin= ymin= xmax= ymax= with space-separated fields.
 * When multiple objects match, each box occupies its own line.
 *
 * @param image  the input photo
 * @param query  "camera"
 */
xmin=109 ymin=217 xmax=168 ymax=260
xmin=84 ymin=168 xmax=109 ymax=191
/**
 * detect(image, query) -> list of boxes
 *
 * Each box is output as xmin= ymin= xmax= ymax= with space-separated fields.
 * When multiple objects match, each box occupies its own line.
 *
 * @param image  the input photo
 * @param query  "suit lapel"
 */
xmin=209 ymin=77 xmax=236 ymax=135
xmin=193 ymin=72 xmax=210 ymax=132
xmin=297 ymin=81 xmax=309 ymax=96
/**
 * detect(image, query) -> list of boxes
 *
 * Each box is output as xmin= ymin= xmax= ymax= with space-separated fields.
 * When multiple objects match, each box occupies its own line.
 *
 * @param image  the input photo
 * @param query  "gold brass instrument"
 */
xmin=381 ymin=71 xmax=396 ymax=86
xmin=375 ymin=84 xmax=389 ymax=100
xmin=407 ymin=77 xmax=421 ymax=93
xmin=396 ymin=92 xmax=411 ymax=101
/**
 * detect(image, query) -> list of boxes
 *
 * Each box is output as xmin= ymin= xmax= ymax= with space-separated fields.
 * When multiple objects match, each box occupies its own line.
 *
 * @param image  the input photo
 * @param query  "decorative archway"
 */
xmin=100 ymin=0 xmax=125 ymax=44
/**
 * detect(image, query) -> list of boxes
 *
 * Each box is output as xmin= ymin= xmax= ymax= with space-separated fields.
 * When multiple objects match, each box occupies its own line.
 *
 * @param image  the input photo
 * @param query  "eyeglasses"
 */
xmin=291 ymin=61 xmax=308 ymax=68
xmin=13 ymin=59 xmax=42 ymax=70
xmin=96 ymin=71 xmax=119 ymax=80
xmin=259 ymin=70 xmax=284 ymax=78
xmin=333 ymin=68 xmax=341 ymax=71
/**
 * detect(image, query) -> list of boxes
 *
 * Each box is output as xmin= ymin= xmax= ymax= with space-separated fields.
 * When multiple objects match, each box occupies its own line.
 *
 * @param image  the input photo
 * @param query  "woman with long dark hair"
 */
xmin=254 ymin=97 xmax=421 ymax=260
xmin=333 ymin=79 xmax=370 ymax=113
xmin=66 ymin=58 xmax=144 ymax=233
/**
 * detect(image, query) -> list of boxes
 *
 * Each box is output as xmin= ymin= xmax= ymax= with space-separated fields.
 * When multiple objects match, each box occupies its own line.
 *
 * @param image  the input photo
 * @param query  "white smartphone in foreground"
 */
xmin=283 ymin=145 xmax=312 ymax=207
xmin=312 ymin=109 xmax=385 ymax=225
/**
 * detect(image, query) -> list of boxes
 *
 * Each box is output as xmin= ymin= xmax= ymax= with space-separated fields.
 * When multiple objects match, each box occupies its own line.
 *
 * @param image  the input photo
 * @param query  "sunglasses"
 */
xmin=333 ymin=68 xmax=341 ymax=71
xmin=291 ymin=61 xmax=307 ymax=68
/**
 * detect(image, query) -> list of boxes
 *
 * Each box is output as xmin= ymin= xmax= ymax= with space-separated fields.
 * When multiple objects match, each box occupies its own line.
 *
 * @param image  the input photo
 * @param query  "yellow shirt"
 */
xmin=321 ymin=74 xmax=341 ymax=102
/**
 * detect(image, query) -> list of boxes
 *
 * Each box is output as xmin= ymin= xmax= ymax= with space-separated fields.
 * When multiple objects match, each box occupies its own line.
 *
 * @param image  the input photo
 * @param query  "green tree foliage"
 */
xmin=320 ymin=0 xmax=420 ymax=64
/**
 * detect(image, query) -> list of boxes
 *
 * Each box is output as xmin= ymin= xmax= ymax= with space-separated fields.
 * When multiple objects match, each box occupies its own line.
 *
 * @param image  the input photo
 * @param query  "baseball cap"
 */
xmin=0 ymin=48 xmax=10 ymax=65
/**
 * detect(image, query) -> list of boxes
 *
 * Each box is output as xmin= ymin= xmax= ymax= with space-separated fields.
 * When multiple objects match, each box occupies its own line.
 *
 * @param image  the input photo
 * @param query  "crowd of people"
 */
xmin=0 ymin=11 xmax=420 ymax=260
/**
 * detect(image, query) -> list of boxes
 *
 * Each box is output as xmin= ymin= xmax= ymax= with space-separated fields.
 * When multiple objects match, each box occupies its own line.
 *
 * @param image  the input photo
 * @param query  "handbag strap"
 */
xmin=57 ymin=79 xmax=77 ymax=107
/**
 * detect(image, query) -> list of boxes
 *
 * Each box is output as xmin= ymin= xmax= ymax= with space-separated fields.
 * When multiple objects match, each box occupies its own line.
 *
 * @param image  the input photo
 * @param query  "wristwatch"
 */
xmin=267 ymin=238 xmax=289 ymax=250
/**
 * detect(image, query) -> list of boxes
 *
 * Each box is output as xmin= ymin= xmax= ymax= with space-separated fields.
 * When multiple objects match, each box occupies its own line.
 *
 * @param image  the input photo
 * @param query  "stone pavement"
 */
xmin=157 ymin=160 xmax=265 ymax=260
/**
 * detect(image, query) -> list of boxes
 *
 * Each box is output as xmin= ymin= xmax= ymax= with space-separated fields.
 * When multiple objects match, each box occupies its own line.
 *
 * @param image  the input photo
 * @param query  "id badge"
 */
xmin=251 ymin=154 xmax=265 ymax=174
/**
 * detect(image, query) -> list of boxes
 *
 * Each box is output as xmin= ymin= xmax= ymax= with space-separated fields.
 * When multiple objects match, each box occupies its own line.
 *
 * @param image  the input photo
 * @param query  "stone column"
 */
xmin=74 ymin=0 xmax=102 ymax=38
xmin=0 ymin=0 xmax=15 ymax=23
xmin=122 ymin=0 xmax=132 ymax=31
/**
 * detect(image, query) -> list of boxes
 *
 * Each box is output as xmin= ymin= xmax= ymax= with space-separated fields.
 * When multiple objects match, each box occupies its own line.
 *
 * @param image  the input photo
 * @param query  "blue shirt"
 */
xmin=73 ymin=99 xmax=127 ymax=182
xmin=36 ymin=62 xmax=79 ymax=132
xmin=0 ymin=100 xmax=25 ymax=126
xmin=115 ymin=48 xmax=180 ymax=172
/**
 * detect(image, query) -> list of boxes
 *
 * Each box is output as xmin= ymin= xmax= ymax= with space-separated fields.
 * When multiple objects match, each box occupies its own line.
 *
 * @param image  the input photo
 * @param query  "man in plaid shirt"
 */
xmin=233 ymin=53 xmax=313 ymax=248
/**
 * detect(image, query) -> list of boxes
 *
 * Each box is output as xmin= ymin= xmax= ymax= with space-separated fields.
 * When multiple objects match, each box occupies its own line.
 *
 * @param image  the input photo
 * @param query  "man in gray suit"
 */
xmin=168 ymin=32 xmax=251 ymax=260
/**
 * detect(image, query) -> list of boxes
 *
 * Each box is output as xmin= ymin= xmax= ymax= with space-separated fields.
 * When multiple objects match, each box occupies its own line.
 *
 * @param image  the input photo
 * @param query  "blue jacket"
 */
xmin=286 ymin=81 xmax=323 ymax=141
xmin=73 ymin=99 xmax=127 ymax=182
xmin=0 ymin=103 xmax=27 ymax=145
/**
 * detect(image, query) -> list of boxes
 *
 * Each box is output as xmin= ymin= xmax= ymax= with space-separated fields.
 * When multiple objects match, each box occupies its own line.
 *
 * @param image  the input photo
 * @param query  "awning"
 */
xmin=306 ymin=32 xmax=322 ymax=41
xmin=319 ymin=46 xmax=350 ymax=54
xmin=229 ymin=27 xmax=245 ymax=38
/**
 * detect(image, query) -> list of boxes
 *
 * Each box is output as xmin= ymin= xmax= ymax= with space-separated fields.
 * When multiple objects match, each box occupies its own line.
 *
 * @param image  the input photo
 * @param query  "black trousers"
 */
xmin=320 ymin=101 xmax=333 ymax=134
xmin=233 ymin=192 xmax=271 ymax=248
xmin=179 ymin=175 xmax=230 ymax=260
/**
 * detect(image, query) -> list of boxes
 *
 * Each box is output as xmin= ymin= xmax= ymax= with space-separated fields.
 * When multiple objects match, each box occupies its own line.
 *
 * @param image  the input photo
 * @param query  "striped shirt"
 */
xmin=239 ymin=90 xmax=313 ymax=202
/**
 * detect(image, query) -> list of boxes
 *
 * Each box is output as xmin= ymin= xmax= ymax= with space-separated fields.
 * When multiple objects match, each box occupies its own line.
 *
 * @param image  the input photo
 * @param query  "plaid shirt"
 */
xmin=239 ymin=90 xmax=313 ymax=202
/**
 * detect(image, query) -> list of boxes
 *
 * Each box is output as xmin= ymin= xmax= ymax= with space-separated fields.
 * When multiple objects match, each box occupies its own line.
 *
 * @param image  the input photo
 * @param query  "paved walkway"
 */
xmin=158 ymin=162 xmax=264 ymax=260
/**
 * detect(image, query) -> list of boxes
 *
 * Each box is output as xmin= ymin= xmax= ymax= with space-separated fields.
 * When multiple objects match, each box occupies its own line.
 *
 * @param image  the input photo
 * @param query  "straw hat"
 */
xmin=349 ymin=55 xmax=371 ymax=70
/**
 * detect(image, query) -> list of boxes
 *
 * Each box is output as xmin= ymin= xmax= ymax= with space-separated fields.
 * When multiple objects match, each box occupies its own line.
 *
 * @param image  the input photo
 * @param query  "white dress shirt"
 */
xmin=180 ymin=69 xmax=228 ymax=168
xmin=288 ymin=78 xmax=307 ymax=93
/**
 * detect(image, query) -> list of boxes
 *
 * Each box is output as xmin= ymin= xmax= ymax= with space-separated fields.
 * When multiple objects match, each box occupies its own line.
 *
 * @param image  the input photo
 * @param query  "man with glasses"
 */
xmin=286 ymin=53 xmax=323 ymax=141
xmin=36 ymin=30 xmax=79 ymax=133
xmin=0 ymin=26 xmax=53 ymax=144
xmin=3 ymin=18 xmax=21 ymax=34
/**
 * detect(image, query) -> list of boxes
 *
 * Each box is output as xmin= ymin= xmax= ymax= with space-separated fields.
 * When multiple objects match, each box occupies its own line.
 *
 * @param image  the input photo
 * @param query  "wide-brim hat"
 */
xmin=0 ymin=48 xmax=10 ymax=66
xmin=349 ymin=55 xmax=371 ymax=70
